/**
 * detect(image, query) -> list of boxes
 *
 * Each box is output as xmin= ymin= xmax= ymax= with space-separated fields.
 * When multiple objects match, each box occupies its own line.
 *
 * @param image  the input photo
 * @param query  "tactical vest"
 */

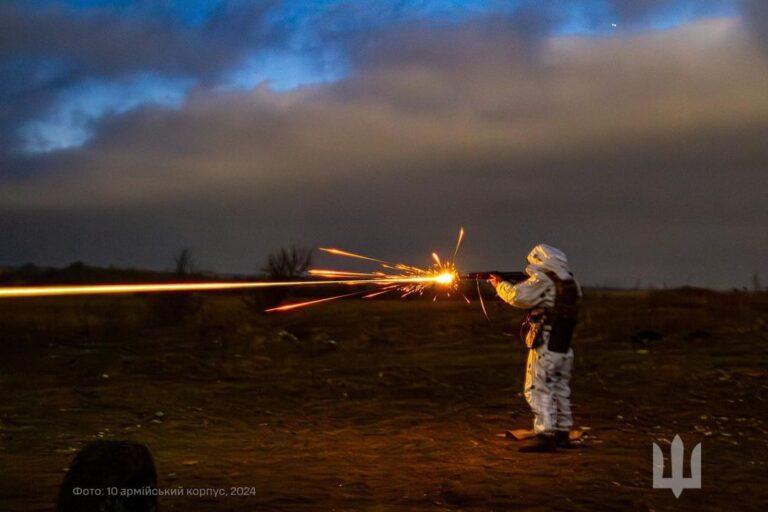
xmin=521 ymin=270 xmax=580 ymax=353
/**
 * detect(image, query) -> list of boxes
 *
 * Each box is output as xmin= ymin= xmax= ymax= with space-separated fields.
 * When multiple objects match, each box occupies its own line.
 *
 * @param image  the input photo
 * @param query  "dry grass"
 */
xmin=0 ymin=289 xmax=767 ymax=511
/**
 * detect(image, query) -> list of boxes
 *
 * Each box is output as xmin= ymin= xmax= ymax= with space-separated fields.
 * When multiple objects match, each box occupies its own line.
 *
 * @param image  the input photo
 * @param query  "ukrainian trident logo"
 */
xmin=652 ymin=435 xmax=701 ymax=498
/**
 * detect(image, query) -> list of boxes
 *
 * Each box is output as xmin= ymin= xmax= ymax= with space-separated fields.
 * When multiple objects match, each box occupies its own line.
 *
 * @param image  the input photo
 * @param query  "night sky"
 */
xmin=1 ymin=1 xmax=766 ymax=288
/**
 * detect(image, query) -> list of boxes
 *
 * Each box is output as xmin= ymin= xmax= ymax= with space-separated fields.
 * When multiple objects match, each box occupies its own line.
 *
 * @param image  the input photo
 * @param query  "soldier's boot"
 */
xmin=518 ymin=434 xmax=557 ymax=453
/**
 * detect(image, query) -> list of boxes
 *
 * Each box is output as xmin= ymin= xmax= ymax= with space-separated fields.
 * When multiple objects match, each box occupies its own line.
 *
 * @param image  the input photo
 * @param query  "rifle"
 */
xmin=461 ymin=271 xmax=528 ymax=283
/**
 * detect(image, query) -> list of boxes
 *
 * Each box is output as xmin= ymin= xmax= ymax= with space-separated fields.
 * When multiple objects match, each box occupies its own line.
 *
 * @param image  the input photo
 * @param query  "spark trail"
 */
xmin=0 ymin=276 xmax=444 ymax=299
xmin=275 ymin=228 xmax=465 ymax=311
xmin=0 ymin=228 xmax=468 ymax=313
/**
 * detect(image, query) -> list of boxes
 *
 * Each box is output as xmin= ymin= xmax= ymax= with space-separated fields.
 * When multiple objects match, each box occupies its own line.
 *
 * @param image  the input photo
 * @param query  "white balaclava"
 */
xmin=527 ymin=244 xmax=572 ymax=280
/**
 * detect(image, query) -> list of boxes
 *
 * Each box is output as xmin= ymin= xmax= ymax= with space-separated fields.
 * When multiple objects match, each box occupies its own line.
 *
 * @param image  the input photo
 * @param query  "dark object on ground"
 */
xmin=518 ymin=434 xmax=557 ymax=453
xmin=631 ymin=330 xmax=664 ymax=344
xmin=555 ymin=430 xmax=573 ymax=449
xmin=685 ymin=329 xmax=712 ymax=341
xmin=58 ymin=441 xmax=158 ymax=512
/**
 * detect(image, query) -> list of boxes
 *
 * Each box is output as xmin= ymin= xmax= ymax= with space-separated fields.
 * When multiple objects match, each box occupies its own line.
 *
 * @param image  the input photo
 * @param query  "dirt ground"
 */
xmin=1 ymin=289 xmax=767 ymax=511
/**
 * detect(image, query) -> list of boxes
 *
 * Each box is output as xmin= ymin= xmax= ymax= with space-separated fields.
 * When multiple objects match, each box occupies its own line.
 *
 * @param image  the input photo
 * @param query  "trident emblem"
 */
xmin=652 ymin=435 xmax=701 ymax=498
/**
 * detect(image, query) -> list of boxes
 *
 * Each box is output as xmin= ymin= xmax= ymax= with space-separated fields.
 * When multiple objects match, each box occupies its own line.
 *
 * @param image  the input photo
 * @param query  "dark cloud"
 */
xmin=0 ymin=1 xmax=278 ymax=77
xmin=606 ymin=0 xmax=732 ymax=22
xmin=0 ymin=0 xmax=278 ymax=153
xmin=740 ymin=0 xmax=768 ymax=51
xmin=2 ymin=13 xmax=767 ymax=288
xmin=1 ymin=0 xmax=763 ymax=155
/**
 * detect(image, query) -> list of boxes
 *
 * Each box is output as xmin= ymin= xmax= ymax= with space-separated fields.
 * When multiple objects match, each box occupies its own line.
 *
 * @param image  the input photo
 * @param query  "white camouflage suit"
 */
xmin=495 ymin=245 xmax=581 ymax=435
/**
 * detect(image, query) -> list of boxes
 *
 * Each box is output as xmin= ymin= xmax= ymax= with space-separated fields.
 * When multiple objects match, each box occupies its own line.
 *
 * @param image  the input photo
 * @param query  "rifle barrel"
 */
xmin=461 ymin=271 xmax=527 ymax=283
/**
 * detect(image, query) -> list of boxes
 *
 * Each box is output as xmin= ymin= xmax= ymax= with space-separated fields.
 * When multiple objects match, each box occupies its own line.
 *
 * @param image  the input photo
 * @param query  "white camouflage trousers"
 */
xmin=524 ymin=344 xmax=574 ymax=434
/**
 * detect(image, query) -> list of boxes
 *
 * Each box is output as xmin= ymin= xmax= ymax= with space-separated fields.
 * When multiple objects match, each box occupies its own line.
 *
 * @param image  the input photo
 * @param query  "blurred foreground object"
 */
xmin=58 ymin=441 xmax=158 ymax=512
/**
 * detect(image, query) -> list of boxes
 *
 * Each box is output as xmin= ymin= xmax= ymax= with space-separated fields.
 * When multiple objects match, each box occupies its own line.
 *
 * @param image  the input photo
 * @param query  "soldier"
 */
xmin=489 ymin=244 xmax=581 ymax=453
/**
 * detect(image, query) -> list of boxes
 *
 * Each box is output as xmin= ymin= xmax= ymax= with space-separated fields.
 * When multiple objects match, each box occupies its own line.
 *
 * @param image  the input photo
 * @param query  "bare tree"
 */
xmin=174 ymin=248 xmax=195 ymax=276
xmin=753 ymin=272 xmax=762 ymax=292
xmin=244 ymin=245 xmax=313 ymax=313
xmin=150 ymin=249 xmax=202 ymax=324
xmin=262 ymin=246 xmax=312 ymax=279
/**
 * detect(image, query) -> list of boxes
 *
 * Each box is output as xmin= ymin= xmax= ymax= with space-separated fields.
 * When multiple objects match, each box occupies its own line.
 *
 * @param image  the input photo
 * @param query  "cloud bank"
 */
xmin=1 ymin=2 xmax=766 ymax=288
